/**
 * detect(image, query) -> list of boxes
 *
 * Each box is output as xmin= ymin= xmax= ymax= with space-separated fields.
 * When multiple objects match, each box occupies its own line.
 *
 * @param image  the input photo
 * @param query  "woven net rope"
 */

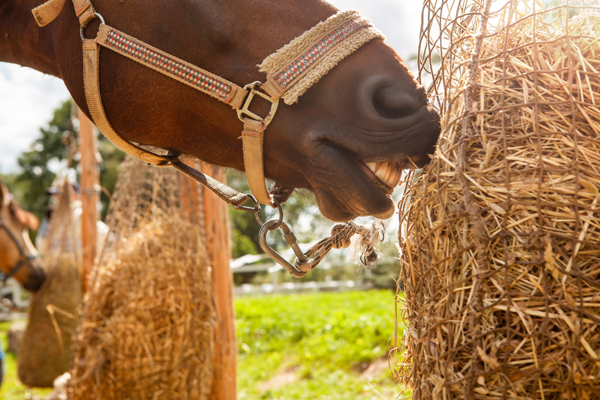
xmin=396 ymin=0 xmax=600 ymax=398
xmin=70 ymin=157 xmax=215 ymax=400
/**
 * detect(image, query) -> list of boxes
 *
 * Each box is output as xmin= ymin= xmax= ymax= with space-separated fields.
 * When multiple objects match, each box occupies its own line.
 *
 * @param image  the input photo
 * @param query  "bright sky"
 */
xmin=0 ymin=0 xmax=422 ymax=174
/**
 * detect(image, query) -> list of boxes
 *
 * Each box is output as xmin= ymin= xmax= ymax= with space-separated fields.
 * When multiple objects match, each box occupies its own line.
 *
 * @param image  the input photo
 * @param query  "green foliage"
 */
xmin=235 ymin=290 xmax=403 ymax=399
xmin=3 ymin=99 xmax=124 ymax=221
xmin=10 ymin=100 xmax=73 ymax=218
xmin=97 ymin=136 xmax=125 ymax=219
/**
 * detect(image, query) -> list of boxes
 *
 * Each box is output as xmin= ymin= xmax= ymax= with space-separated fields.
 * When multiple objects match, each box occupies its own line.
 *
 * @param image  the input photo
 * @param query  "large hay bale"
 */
xmin=70 ymin=159 xmax=215 ymax=400
xmin=397 ymin=2 xmax=600 ymax=399
xmin=18 ymin=183 xmax=82 ymax=387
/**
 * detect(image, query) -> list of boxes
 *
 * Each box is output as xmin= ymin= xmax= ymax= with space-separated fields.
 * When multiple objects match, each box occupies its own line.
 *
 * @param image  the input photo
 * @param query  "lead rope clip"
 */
xmin=256 ymin=206 xmax=377 ymax=278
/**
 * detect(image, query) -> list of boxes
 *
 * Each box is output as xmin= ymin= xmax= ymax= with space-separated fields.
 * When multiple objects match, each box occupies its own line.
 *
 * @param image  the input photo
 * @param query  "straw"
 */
xmin=395 ymin=1 xmax=600 ymax=398
xmin=70 ymin=158 xmax=215 ymax=400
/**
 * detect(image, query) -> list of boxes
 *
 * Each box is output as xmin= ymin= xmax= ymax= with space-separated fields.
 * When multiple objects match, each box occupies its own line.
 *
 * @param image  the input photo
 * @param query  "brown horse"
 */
xmin=0 ymin=0 xmax=440 ymax=222
xmin=0 ymin=182 xmax=46 ymax=291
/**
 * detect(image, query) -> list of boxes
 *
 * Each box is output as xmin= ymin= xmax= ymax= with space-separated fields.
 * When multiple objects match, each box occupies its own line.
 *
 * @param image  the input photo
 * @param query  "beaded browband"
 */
xmin=32 ymin=0 xmax=383 ymax=207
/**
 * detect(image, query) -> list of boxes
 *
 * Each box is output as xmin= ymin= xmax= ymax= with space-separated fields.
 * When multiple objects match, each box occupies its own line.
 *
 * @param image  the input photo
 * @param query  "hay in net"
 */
xmin=70 ymin=157 xmax=215 ymax=400
xmin=18 ymin=180 xmax=82 ymax=388
xmin=396 ymin=1 xmax=600 ymax=398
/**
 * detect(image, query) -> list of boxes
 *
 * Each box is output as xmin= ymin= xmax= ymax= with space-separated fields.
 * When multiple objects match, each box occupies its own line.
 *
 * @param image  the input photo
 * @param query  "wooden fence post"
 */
xmin=202 ymin=163 xmax=237 ymax=400
xmin=78 ymin=109 xmax=99 ymax=293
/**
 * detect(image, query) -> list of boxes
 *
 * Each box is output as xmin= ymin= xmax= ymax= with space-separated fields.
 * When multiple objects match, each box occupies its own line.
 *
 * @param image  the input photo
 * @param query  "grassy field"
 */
xmin=236 ymin=290 xmax=402 ymax=399
xmin=0 ymin=290 xmax=403 ymax=399
xmin=0 ymin=321 xmax=52 ymax=399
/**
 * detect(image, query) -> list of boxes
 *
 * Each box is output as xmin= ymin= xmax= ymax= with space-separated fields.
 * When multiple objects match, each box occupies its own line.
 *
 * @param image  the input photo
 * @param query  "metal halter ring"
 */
xmin=232 ymin=194 xmax=261 ymax=213
xmin=80 ymin=13 xmax=105 ymax=41
xmin=253 ymin=200 xmax=283 ymax=229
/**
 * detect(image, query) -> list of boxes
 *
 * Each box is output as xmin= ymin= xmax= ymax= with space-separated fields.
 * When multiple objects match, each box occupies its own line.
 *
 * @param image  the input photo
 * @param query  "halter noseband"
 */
xmin=0 ymin=220 xmax=40 ymax=283
xmin=31 ymin=1 xmax=386 ymax=277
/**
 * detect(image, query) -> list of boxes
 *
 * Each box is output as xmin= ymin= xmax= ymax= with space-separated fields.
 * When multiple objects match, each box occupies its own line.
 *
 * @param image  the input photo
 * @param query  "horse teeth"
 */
xmin=366 ymin=161 xmax=403 ymax=188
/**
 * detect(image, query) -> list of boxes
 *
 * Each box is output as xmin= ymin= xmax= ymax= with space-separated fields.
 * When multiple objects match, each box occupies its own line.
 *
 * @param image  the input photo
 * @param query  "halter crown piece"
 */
xmin=31 ymin=0 xmax=386 ymax=277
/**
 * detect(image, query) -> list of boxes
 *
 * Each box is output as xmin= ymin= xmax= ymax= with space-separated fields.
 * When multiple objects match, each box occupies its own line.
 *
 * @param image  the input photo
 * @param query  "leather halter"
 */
xmin=31 ymin=1 xmax=383 ymax=207
xmin=30 ymin=0 xmax=386 ymax=277
xmin=0 ymin=220 xmax=40 ymax=283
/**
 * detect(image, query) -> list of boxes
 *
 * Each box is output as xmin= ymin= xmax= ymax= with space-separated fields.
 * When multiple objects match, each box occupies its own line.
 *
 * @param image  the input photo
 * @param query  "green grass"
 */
xmin=0 ymin=290 xmax=403 ymax=399
xmin=236 ymin=290 xmax=403 ymax=399
xmin=0 ymin=321 xmax=52 ymax=399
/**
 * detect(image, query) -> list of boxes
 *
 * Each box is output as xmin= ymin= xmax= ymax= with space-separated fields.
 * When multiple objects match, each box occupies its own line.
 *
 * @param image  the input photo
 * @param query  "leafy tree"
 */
xmin=11 ymin=100 xmax=74 ymax=218
xmin=97 ymin=135 xmax=125 ymax=219
xmin=4 ymin=99 xmax=124 ymax=220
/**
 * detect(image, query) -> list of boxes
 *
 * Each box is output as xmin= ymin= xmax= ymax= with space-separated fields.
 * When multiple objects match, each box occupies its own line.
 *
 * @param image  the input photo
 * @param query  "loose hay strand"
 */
xmin=397 ymin=1 xmax=600 ymax=399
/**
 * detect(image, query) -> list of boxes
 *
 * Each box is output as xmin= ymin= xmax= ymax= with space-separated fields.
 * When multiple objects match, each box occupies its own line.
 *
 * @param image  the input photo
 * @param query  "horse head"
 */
xmin=3 ymin=0 xmax=440 ymax=222
xmin=0 ymin=182 xmax=46 ymax=292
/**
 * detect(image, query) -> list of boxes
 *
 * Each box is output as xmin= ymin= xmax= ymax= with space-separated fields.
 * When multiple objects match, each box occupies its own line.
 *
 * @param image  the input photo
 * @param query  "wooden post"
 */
xmin=178 ymin=171 xmax=202 ymax=226
xmin=202 ymin=163 xmax=237 ymax=400
xmin=78 ymin=109 xmax=99 ymax=293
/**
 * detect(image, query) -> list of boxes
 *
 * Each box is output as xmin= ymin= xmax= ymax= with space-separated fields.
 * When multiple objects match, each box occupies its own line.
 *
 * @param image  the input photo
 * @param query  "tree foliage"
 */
xmin=4 ymin=99 xmax=124 ymax=219
xmin=11 ymin=100 xmax=73 ymax=217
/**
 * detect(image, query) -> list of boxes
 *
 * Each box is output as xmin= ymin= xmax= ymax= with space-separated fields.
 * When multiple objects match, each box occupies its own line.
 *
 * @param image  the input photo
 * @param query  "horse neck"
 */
xmin=0 ymin=0 xmax=59 ymax=76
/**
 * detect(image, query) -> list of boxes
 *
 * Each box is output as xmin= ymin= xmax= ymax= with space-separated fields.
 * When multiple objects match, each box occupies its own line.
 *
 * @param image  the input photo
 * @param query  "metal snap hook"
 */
xmin=232 ymin=194 xmax=261 ymax=213
xmin=258 ymin=219 xmax=307 ymax=278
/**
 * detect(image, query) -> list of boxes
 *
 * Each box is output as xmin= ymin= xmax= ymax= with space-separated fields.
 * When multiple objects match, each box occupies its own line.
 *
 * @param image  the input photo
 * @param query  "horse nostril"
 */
xmin=373 ymin=85 xmax=423 ymax=119
xmin=358 ymin=75 xmax=424 ymax=121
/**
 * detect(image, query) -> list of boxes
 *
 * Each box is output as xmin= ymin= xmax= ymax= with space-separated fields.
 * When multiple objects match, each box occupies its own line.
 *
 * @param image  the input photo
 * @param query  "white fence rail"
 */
xmin=234 ymin=280 xmax=372 ymax=296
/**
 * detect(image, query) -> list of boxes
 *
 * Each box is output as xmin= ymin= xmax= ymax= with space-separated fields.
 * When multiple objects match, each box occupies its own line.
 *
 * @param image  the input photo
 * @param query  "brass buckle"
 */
xmin=236 ymin=82 xmax=279 ymax=127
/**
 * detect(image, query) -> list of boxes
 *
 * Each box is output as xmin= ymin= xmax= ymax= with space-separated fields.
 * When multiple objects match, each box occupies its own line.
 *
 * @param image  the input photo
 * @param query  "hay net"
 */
xmin=18 ymin=179 xmax=82 ymax=388
xmin=396 ymin=0 xmax=600 ymax=399
xmin=70 ymin=157 xmax=215 ymax=400
xmin=39 ymin=179 xmax=80 ymax=260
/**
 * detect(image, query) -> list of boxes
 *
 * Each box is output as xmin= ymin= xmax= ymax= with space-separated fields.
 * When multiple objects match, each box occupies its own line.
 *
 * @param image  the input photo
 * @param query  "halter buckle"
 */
xmin=236 ymin=82 xmax=279 ymax=127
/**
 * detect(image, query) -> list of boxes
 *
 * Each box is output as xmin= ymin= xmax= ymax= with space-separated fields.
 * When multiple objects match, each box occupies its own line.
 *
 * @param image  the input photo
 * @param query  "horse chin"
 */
xmin=315 ymin=188 xmax=395 ymax=222
xmin=279 ymin=99 xmax=439 ymax=222
xmin=299 ymin=141 xmax=400 ymax=222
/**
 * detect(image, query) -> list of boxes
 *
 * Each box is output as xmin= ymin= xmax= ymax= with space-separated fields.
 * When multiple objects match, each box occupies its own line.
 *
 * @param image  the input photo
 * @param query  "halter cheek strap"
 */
xmin=31 ymin=1 xmax=384 ymax=207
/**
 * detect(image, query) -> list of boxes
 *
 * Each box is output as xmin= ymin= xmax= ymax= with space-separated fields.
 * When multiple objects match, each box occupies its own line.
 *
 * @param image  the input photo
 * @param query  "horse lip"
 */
xmin=302 ymin=139 xmax=396 ymax=221
xmin=360 ymin=163 xmax=394 ymax=195
xmin=361 ymin=158 xmax=409 ymax=195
